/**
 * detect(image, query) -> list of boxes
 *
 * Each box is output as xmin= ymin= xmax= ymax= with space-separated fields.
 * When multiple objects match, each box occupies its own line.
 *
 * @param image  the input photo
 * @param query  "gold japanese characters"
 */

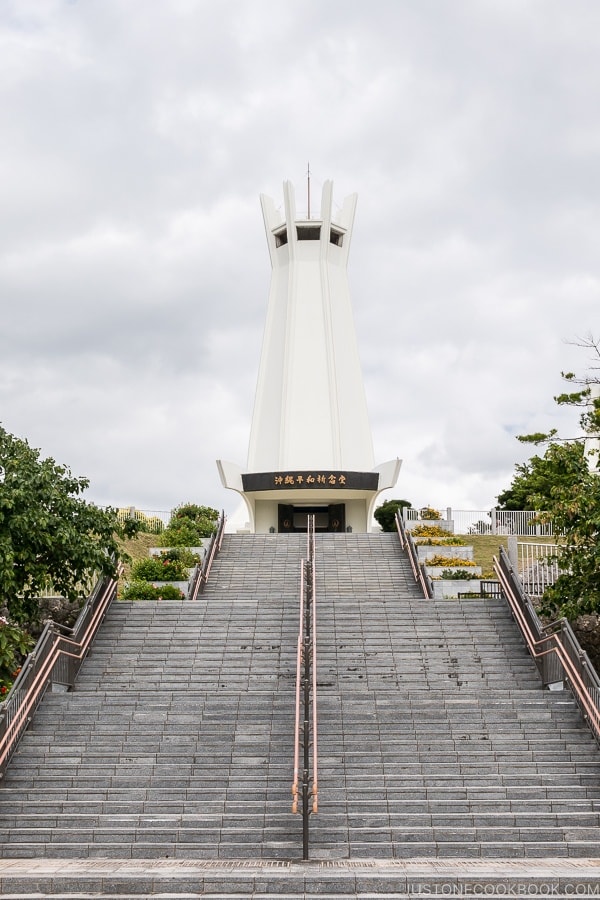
xmin=274 ymin=474 xmax=347 ymax=486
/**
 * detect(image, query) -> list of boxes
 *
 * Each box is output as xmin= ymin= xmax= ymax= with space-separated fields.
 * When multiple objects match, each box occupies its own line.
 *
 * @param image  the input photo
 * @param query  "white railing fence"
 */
xmin=516 ymin=541 xmax=562 ymax=598
xmin=402 ymin=507 xmax=553 ymax=537
xmin=113 ymin=507 xmax=171 ymax=532
xmin=20 ymin=570 xmax=99 ymax=601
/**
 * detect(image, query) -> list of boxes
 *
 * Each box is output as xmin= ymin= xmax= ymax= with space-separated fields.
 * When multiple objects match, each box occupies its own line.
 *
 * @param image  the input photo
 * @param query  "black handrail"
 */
xmin=188 ymin=511 xmax=226 ymax=600
xmin=494 ymin=546 xmax=600 ymax=742
xmin=0 ymin=570 xmax=118 ymax=777
xmin=292 ymin=514 xmax=318 ymax=859
xmin=395 ymin=512 xmax=433 ymax=598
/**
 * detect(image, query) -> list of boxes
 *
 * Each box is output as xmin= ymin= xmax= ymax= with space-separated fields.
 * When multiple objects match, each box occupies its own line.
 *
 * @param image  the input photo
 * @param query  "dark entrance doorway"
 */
xmin=278 ymin=504 xmax=346 ymax=533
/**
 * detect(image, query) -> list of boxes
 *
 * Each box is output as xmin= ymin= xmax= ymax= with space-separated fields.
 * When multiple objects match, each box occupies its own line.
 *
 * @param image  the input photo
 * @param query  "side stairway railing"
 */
xmin=494 ymin=546 xmax=600 ymax=743
xmin=292 ymin=515 xmax=319 ymax=859
xmin=395 ymin=512 xmax=433 ymax=598
xmin=188 ymin=511 xmax=226 ymax=601
xmin=0 ymin=570 xmax=119 ymax=778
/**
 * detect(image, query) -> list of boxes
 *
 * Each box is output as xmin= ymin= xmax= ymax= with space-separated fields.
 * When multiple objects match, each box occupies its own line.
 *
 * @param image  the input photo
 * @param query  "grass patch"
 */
xmin=117 ymin=533 xmax=158 ymax=593
xmin=466 ymin=535 xmax=557 ymax=578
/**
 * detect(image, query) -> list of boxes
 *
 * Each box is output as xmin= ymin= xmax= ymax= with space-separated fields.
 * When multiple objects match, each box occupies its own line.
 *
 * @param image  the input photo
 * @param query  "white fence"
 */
xmin=517 ymin=541 xmax=561 ymax=598
xmin=402 ymin=507 xmax=553 ymax=537
xmin=26 ymin=570 xmax=99 ymax=600
xmin=114 ymin=507 xmax=171 ymax=532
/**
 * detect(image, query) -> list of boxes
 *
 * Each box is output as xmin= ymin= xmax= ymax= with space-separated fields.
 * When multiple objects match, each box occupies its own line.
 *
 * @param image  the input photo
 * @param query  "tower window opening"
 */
xmin=296 ymin=225 xmax=321 ymax=241
xmin=330 ymin=228 xmax=344 ymax=247
xmin=274 ymin=227 xmax=288 ymax=247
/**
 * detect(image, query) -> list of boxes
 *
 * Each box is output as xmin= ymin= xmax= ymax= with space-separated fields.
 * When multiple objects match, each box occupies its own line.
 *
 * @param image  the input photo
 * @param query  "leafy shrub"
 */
xmin=153 ymin=584 xmax=186 ymax=601
xmin=160 ymin=503 xmax=219 ymax=547
xmin=425 ymin=555 xmax=479 ymax=568
xmin=411 ymin=524 xmax=449 ymax=538
xmin=439 ymin=569 xmax=480 ymax=580
xmin=120 ymin=580 xmax=157 ymax=601
xmin=160 ymin=522 xmax=202 ymax=547
xmin=159 ymin=547 xmax=201 ymax=567
xmin=0 ymin=618 xmax=34 ymax=695
xmin=415 ymin=537 xmax=465 ymax=546
xmin=420 ymin=506 xmax=441 ymax=520
xmin=173 ymin=504 xmax=218 ymax=522
xmin=121 ymin=581 xmax=185 ymax=601
xmin=374 ymin=499 xmax=412 ymax=532
xmin=131 ymin=556 xmax=188 ymax=581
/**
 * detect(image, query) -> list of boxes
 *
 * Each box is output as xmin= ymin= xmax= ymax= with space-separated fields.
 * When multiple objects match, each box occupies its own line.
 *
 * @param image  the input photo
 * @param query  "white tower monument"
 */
xmin=218 ymin=178 xmax=400 ymax=533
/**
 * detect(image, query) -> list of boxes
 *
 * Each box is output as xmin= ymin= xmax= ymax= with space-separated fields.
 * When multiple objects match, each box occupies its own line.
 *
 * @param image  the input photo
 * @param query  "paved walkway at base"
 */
xmin=0 ymin=857 xmax=598 ymax=897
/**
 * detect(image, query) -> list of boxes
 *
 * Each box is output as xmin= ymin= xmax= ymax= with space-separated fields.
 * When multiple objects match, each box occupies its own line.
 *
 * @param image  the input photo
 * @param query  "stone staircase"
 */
xmin=313 ymin=534 xmax=600 ymax=861
xmin=0 ymin=532 xmax=599 ymax=896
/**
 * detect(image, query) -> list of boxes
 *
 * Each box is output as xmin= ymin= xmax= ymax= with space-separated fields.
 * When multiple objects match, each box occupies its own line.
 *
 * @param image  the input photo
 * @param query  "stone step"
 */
xmin=2 ymin=839 xmax=600 ymax=862
xmin=2 ymin=809 xmax=600 ymax=829
xmin=0 ymin=532 xmax=598 ymax=868
xmin=2 ymin=800 xmax=597 ymax=823
xmin=10 ymin=755 xmax=600 ymax=773
xmin=9 ymin=740 xmax=599 ymax=758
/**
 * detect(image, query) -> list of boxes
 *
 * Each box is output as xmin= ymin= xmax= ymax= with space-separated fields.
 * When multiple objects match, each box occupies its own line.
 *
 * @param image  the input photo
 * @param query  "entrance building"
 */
xmin=217 ymin=179 xmax=400 ymax=532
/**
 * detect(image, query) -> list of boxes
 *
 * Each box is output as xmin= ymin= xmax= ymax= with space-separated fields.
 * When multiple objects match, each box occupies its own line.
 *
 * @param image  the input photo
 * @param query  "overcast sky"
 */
xmin=1 ymin=0 xmax=599 ymax=519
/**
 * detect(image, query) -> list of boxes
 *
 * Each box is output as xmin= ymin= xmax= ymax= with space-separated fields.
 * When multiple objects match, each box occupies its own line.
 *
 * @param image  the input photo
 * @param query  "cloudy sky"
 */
xmin=1 ymin=0 xmax=599 ymax=520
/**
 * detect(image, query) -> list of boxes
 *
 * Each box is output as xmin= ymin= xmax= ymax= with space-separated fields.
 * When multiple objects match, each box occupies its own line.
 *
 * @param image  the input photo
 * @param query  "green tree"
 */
xmin=374 ymin=499 xmax=412 ymax=532
xmin=496 ymin=442 xmax=588 ymax=510
xmin=539 ymin=469 xmax=600 ymax=618
xmin=0 ymin=425 xmax=133 ymax=623
xmin=0 ymin=617 xmax=34 ymax=694
xmin=503 ymin=337 xmax=600 ymax=618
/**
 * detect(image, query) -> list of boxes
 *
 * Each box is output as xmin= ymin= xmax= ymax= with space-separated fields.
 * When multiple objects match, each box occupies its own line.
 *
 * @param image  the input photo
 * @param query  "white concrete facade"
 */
xmin=218 ymin=180 xmax=400 ymax=533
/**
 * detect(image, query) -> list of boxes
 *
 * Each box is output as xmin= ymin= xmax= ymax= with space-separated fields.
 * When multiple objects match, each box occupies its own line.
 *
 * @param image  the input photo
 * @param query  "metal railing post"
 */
xmin=292 ymin=515 xmax=318 ymax=860
xmin=302 ymin=554 xmax=312 ymax=858
xmin=303 ymin=561 xmax=311 ymax=858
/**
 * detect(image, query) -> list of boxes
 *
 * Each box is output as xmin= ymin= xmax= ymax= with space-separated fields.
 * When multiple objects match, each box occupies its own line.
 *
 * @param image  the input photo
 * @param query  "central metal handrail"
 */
xmin=292 ymin=561 xmax=305 ymax=815
xmin=291 ymin=514 xmax=318 ymax=859
xmin=494 ymin=546 xmax=600 ymax=743
xmin=311 ymin=542 xmax=318 ymax=818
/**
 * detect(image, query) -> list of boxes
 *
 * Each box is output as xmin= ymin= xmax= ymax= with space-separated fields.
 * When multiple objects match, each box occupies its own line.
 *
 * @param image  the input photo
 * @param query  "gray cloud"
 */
xmin=1 ymin=0 xmax=599 ymax=516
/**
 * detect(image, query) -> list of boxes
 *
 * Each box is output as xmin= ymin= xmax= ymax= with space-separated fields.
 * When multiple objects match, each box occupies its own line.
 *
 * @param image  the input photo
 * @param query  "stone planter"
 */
xmin=432 ymin=579 xmax=482 ymax=599
xmin=416 ymin=546 xmax=474 ymax=562
xmin=425 ymin=565 xmax=482 ymax=578
xmin=150 ymin=545 xmax=207 ymax=562
xmin=406 ymin=519 xmax=454 ymax=533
